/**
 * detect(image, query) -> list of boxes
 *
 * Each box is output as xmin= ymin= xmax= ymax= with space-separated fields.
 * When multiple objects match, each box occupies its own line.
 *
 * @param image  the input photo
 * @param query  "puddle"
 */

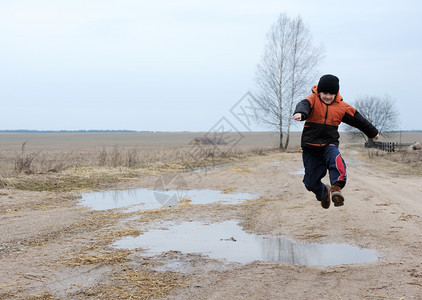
xmin=289 ymin=168 xmax=305 ymax=175
xmin=80 ymin=189 xmax=259 ymax=211
xmin=113 ymin=221 xmax=378 ymax=266
xmin=289 ymin=160 xmax=366 ymax=175
xmin=346 ymin=159 xmax=367 ymax=165
xmin=191 ymin=165 xmax=219 ymax=173
xmin=269 ymin=160 xmax=304 ymax=175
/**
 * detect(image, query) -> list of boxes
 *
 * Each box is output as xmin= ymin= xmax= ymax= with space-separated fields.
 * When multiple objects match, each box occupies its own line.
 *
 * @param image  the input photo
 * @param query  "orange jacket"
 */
xmin=294 ymin=85 xmax=378 ymax=148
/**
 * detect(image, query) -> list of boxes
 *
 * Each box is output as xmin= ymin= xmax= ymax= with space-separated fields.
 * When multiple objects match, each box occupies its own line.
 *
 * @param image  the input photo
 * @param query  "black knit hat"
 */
xmin=317 ymin=74 xmax=339 ymax=95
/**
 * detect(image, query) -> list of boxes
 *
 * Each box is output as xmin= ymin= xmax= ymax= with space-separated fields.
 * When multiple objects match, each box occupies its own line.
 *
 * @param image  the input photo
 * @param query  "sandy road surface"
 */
xmin=1 ymin=146 xmax=421 ymax=299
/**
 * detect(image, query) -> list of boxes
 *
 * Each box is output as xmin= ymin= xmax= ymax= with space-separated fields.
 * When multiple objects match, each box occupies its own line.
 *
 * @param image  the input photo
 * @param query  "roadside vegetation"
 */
xmin=0 ymin=142 xmax=276 ymax=192
xmin=1 ymin=131 xmax=421 ymax=192
xmin=367 ymin=147 xmax=422 ymax=175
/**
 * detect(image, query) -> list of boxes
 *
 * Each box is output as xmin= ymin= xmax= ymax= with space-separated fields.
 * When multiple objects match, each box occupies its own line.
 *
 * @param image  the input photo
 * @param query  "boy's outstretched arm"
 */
xmin=293 ymin=99 xmax=311 ymax=121
xmin=342 ymin=110 xmax=379 ymax=140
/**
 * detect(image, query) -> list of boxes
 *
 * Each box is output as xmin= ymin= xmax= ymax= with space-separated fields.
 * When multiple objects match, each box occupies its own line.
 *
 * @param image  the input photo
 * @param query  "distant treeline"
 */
xmin=377 ymin=130 xmax=422 ymax=133
xmin=0 ymin=130 xmax=141 ymax=133
xmin=1 ymin=129 xmax=421 ymax=134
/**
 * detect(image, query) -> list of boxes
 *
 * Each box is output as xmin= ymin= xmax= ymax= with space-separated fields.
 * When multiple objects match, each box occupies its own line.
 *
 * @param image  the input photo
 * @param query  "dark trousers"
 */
xmin=302 ymin=144 xmax=346 ymax=201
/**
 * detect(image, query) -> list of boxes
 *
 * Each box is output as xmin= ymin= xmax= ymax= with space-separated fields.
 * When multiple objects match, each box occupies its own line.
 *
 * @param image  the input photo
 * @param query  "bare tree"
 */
xmin=254 ymin=14 xmax=324 ymax=149
xmin=344 ymin=95 xmax=399 ymax=141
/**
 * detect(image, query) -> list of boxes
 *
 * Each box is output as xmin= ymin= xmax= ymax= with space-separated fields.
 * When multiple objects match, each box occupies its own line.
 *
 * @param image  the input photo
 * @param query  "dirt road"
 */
xmin=1 ymin=146 xmax=421 ymax=299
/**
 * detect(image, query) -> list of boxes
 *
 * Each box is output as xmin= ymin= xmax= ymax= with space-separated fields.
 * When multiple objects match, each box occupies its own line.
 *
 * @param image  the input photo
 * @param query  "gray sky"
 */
xmin=1 ymin=0 xmax=421 ymax=131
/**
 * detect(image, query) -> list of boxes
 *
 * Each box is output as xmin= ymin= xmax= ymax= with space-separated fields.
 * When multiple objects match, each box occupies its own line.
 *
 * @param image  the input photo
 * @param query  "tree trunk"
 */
xmin=278 ymin=107 xmax=284 ymax=148
xmin=285 ymin=132 xmax=290 ymax=151
xmin=279 ymin=128 xmax=284 ymax=149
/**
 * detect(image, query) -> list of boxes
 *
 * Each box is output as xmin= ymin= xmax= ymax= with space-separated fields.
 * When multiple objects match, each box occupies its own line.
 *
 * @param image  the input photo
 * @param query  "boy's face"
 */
xmin=319 ymin=92 xmax=336 ymax=104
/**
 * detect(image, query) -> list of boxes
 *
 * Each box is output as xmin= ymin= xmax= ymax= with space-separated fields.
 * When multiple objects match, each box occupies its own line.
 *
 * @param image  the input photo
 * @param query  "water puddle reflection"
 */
xmin=346 ymin=159 xmax=367 ymax=165
xmin=113 ymin=220 xmax=378 ymax=266
xmin=285 ymin=160 xmax=366 ymax=176
xmin=80 ymin=189 xmax=259 ymax=211
xmin=289 ymin=168 xmax=305 ymax=175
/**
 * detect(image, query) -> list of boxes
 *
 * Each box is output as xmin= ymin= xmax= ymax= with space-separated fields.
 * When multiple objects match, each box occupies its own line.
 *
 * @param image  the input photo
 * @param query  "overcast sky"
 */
xmin=1 ymin=0 xmax=421 ymax=131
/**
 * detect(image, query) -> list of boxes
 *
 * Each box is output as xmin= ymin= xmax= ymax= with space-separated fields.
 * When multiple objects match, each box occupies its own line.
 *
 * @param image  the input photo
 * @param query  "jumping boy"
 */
xmin=293 ymin=74 xmax=379 ymax=209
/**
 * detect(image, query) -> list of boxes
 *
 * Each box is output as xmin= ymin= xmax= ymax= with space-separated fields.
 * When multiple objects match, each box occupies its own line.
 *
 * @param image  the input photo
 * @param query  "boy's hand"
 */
xmin=293 ymin=113 xmax=302 ymax=121
xmin=373 ymin=134 xmax=380 ymax=140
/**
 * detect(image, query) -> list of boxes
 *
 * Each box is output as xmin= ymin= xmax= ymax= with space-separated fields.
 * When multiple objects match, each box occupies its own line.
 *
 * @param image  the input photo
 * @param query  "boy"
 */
xmin=293 ymin=74 xmax=379 ymax=209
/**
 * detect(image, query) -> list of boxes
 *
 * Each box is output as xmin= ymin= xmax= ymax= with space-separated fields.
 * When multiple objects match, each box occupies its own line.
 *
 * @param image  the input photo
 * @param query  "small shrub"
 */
xmin=126 ymin=148 xmax=139 ymax=168
xmin=98 ymin=146 xmax=107 ymax=166
xmin=14 ymin=141 xmax=39 ymax=174
xmin=110 ymin=145 xmax=122 ymax=168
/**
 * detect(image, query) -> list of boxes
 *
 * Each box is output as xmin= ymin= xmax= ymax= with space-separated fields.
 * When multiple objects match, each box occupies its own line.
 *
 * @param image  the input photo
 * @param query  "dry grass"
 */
xmin=229 ymin=166 xmax=252 ymax=173
xmin=65 ymin=249 xmax=133 ymax=266
xmin=70 ymin=267 xmax=187 ymax=300
xmin=25 ymin=292 xmax=56 ymax=300
xmin=366 ymin=148 xmax=422 ymax=175
xmin=0 ymin=132 xmax=282 ymax=192
xmin=57 ymin=202 xmax=189 ymax=299
xmin=1 ymin=131 xmax=421 ymax=191
xmin=32 ymin=204 xmax=186 ymax=299
xmin=0 ymin=289 xmax=56 ymax=300
xmin=0 ymin=170 xmax=124 ymax=192
xmin=387 ymin=150 xmax=422 ymax=167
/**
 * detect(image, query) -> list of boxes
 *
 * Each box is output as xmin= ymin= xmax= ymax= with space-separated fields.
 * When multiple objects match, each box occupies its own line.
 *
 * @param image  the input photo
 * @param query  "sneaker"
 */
xmin=321 ymin=184 xmax=331 ymax=209
xmin=330 ymin=184 xmax=344 ymax=207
